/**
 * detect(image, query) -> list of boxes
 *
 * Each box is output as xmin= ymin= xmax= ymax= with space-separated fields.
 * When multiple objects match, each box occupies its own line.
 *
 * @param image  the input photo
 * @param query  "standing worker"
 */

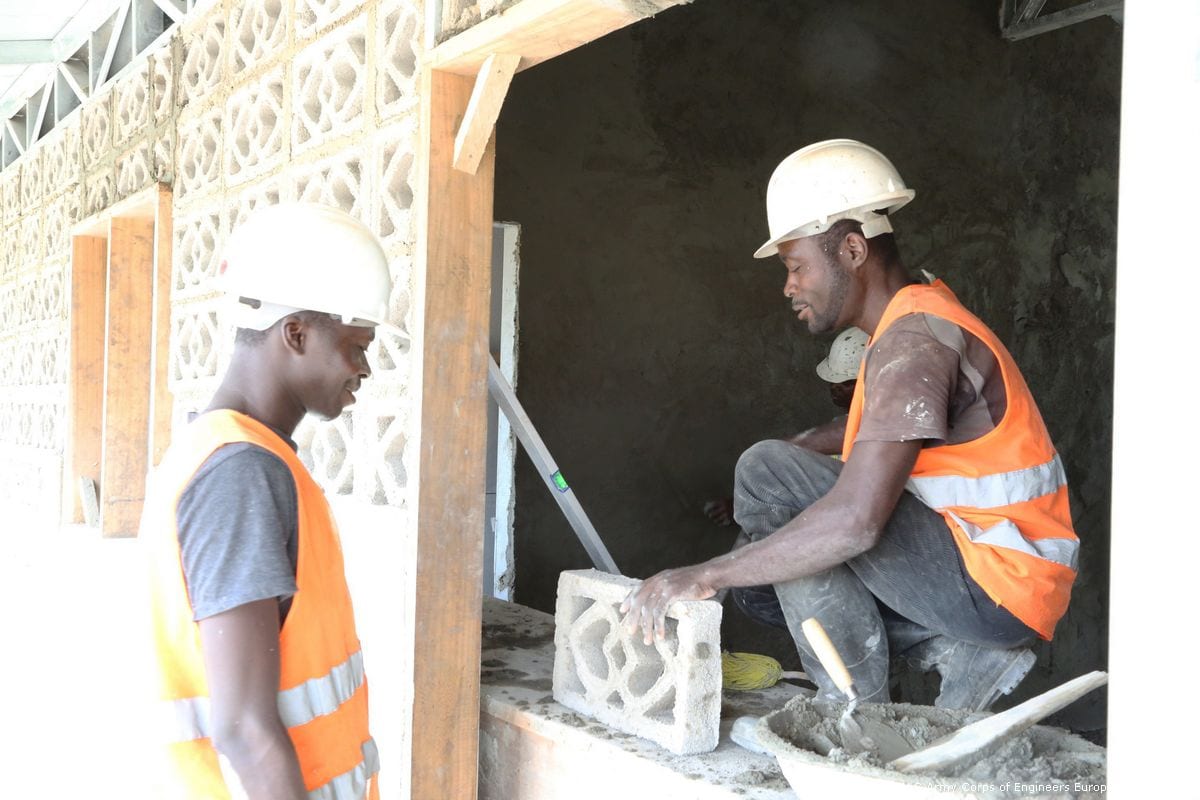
xmin=623 ymin=140 xmax=1078 ymax=711
xmin=142 ymin=203 xmax=389 ymax=798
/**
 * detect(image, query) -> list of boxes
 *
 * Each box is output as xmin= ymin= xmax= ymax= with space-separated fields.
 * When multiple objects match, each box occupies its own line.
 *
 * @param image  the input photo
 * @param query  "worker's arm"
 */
xmin=621 ymin=438 xmax=921 ymax=644
xmin=787 ymin=415 xmax=849 ymax=455
xmin=198 ymin=599 xmax=308 ymax=800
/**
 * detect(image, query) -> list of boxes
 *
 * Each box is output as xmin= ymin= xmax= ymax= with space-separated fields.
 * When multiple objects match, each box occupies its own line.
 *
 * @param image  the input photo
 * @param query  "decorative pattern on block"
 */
xmin=151 ymin=51 xmax=174 ymax=123
xmin=0 ymin=167 xmax=18 ymax=228
xmin=227 ymin=176 xmax=291 ymax=231
xmin=44 ymin=189 xmax=82 ymax=259
xmin=154 ymin=128 xmax=176 ymax=183
xmin=293 ymin=21 xmax=367 ymax=151
xmin=377 ymin=0 xmax=418 ymax=120
xmin=363 ymin=411 xmax=406 ymax=505
xmin=177 ymin=107 xmax=223 ymax=200
xmin=84 ymin=168 xmax=116 ymax=217
xmin=296 ymin=412 xmax=355 ymax=495
xmin=292 ymin=149 xmax=367 ymax=217
xmin=174 ymin=209 xmax=224 ymax=296
xmin=296 ymin=0 xmax=360 ymax=41
xmin=81 ymin=92 xmax=113 ymax=171
xmin=231 ymin=0 xmax=287 ymax=73
xmin=18 ymin=214 xmax=43 ymax=271
xmin=116 ymin=140 xmax=154 ymax=199
xmin=114 ymin=60 xmax=152 ymax=150
xmin=171 ymin=307 xmax=222 ymax=383
xmin=19 ymin=151 xmax=42 ymax=213
xmin=178 ymin=16 xmax=226 ymax=109
xmin=374 ymin=121 xmax=415 ymax=245
xmin=42 ymin=124 xmax=80 ymax=192
xmin=553 ymin=569 xmax=722 ymax=755
xmin=226 ymin=68 xmax=286 ymax=185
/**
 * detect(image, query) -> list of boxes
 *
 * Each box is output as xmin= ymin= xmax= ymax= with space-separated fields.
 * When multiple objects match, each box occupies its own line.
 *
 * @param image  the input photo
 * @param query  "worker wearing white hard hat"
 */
xmin=624 ymin=140 xmax=1078 ymax=716
xmin=142 ymin=203 xmax=385 ymax=797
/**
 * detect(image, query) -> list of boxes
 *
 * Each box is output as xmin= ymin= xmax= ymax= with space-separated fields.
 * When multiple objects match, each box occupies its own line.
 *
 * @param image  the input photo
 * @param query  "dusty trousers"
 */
xmin=729 ymin=440 xmax=1037 ymax=706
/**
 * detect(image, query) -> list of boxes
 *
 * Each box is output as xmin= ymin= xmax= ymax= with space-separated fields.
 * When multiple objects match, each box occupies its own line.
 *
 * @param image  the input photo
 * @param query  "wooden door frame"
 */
xmin=410 ymin=1 xmax=689 ymax=796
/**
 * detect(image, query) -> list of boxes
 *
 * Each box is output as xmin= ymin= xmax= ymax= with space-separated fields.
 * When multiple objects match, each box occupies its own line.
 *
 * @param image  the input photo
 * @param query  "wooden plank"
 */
xmin=427 ymin=0 xmax=688 ymax=76
xmin=453 ymin=53 xmax=520 ymax=175
xmin=1014 ymin=0 xmax=1049 ymax=23
xmin=149 ymin=183 xmax=173 ymax=465
xmin=410 ymin=65 xmax=495 ymax=800
xmin=100 ymin=216 xmax=155 ymax=537
xmin=1002 ymin=0 xmax=1121 ymax=40
xmin=64 ymin=235 xmax=109 ymax=524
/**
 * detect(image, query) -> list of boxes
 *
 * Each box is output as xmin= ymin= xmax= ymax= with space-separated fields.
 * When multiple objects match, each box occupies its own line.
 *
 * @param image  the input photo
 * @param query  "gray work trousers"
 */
xmin=730 ymin=440 xmax=1036 ymax=704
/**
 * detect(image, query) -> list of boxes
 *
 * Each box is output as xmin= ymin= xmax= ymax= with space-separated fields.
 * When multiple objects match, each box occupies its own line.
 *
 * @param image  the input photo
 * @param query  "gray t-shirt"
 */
xmin=855 ymin=312 xmax=1009 ymax=447
xmin=177 ymin=436 xmax=299 ymax=622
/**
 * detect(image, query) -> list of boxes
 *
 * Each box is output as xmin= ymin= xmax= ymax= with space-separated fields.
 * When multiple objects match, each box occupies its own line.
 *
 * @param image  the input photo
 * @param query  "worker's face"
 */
xmin=829 ymin=379 xmax=856 ymax=411
xmin=296 ymin=318 xmax=375 ymax=421
xmin=778 ymin=237 xmax=851 ymax=335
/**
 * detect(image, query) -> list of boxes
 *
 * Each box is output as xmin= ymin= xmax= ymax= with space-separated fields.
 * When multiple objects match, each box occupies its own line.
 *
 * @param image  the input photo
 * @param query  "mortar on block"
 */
xmin=753 ymin=694 xmax=1105 ymax=799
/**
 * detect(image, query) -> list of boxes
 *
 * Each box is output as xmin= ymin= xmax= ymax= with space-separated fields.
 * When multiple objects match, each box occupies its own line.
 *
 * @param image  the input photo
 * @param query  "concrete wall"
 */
xmin=495 ymin=0 xmax=1119 ymax=726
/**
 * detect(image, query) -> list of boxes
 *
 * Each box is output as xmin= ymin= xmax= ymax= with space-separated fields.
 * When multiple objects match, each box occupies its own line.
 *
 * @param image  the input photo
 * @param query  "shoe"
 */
xmin=899 ymin=635 xmax=1036 ymax=712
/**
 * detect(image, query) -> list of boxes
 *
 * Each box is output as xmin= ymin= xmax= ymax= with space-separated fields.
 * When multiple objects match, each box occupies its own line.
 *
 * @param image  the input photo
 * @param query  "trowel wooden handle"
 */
xmin=801 ymin=617 xmax=856 ymax=698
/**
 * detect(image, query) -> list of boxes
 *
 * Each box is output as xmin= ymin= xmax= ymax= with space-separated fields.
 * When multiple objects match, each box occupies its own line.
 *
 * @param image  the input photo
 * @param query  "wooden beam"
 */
xmin=427 ymin=0 xmax=689 ymax=76
xmin=100 ymin=216 xmax=155 ymax=537
xmin=64 ymin=236 xmax=109 ymax=524
xmin=1003 ymin=0 xmax=1122 ymax=40
xmin=453 ymin=53 xmax=520 ymax=175
xmin=1014 ymin=0 xmax=1049 ymax=23
xmin=149 ymin=183 xmax=174 ymax=465
xmin=410 ymin=65 xmax=494 ymax=800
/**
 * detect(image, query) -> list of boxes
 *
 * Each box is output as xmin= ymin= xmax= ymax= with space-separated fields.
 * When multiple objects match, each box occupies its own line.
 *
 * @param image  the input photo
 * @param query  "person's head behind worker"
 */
xmin=817 ymin=326 xmax=869 ymax=411
xmin=218 ymin=202 xmax=394 ymax=420
xmin=754 ymin=139 xmax=913 ymax=335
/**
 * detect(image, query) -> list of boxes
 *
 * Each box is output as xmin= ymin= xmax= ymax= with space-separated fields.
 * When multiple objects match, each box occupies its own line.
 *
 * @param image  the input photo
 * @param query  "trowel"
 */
xmin=801 ymin=617 xmax=915 ymax=762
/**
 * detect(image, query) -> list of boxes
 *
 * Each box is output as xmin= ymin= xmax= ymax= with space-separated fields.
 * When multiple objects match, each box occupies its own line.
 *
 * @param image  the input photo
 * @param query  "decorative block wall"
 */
xmin=169 ymin=0 xmax=422 ymax=510
xmin=0 ymin=0 xmax=425 ymax=523
xmin=552 ymin=569 xmax=723 ymax=755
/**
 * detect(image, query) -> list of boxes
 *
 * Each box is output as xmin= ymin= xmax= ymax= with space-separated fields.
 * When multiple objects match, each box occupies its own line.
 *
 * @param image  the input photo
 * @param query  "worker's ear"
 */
xmin=841 ymin=231 xmax=869 ymax=270
xmin=279 ymin=316 xmax=307 ymax=355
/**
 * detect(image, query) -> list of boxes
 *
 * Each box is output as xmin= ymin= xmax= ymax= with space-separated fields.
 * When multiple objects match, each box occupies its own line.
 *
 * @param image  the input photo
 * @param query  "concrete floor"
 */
xmin=1 ymin=522 xmax=155 ymax=798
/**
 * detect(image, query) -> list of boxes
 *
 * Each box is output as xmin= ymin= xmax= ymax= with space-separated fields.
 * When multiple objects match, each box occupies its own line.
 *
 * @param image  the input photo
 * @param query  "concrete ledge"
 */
xmin=480 ymin=597 xmax=797 ymax=799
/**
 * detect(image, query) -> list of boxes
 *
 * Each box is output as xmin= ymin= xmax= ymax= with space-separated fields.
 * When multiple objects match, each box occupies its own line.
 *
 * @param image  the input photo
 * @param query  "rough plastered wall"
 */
xmin=1 ymin=0 xmax=425 ymax=788
xmin=496 ymin=0 xmax=1118 ymax=730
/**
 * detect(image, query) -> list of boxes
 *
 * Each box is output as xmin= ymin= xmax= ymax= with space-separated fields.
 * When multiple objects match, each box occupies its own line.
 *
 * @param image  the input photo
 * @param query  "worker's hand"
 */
xmin=702 ymin=497 xmax=734 ymax=527
xmin=620 ymin=566 xmax=717 ymax=645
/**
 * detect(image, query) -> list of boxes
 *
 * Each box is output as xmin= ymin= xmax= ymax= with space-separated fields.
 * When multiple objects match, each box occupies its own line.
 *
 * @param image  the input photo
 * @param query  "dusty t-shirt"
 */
xmin=176 ymin=432 xmax=300 ymax=622
xmin=854 ymin=312 xmax=1008 ymax=447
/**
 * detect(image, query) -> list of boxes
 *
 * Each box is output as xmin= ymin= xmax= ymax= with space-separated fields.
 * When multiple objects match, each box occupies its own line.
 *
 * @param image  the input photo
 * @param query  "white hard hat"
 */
xmin=220 ymin=203 xmax=393 ymax=331
xmin=754 ymin=139 xmax=915 ymax=259
xmin=816 ymin=327 xmax=869 ymax=384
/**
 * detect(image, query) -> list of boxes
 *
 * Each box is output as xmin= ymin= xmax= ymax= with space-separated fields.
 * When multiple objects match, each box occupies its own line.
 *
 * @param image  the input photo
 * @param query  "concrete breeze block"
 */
xmin=552 ymin=568 xmax=722 ymax=755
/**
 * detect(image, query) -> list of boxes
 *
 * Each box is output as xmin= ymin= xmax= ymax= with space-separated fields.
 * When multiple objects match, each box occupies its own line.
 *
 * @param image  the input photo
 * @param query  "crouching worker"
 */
xmin=142 ymin=203 xmax=391 ymax=798
xmin=623 ymin=140 xmax=1078 ymax=712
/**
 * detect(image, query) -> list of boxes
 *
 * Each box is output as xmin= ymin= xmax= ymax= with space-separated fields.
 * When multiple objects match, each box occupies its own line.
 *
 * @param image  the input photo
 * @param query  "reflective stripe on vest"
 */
xmin=310 ymin=737 xmax=379 ymax=800
xmin=905 ymin=453 xmax=1079 ymax=571
xmin=160 ymin=649 xmax=365 ymax=743
xmin=947 ymin=511 xmax=1079 ymax=571
xmin=906 ymin=454 xmax=1066 ymax=510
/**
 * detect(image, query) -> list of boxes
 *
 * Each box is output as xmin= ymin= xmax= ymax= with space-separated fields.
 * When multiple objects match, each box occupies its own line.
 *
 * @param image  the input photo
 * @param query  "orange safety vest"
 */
xmin=142 ymin=409 xmax=379 ymax=799
xmin=842 ymin=280 xmax=1077 ymax=640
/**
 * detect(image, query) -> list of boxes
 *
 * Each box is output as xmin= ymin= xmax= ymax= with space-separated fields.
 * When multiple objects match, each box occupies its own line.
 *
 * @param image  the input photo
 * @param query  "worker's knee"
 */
xmin=733 ymin=439 xmax=797 ymax=483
